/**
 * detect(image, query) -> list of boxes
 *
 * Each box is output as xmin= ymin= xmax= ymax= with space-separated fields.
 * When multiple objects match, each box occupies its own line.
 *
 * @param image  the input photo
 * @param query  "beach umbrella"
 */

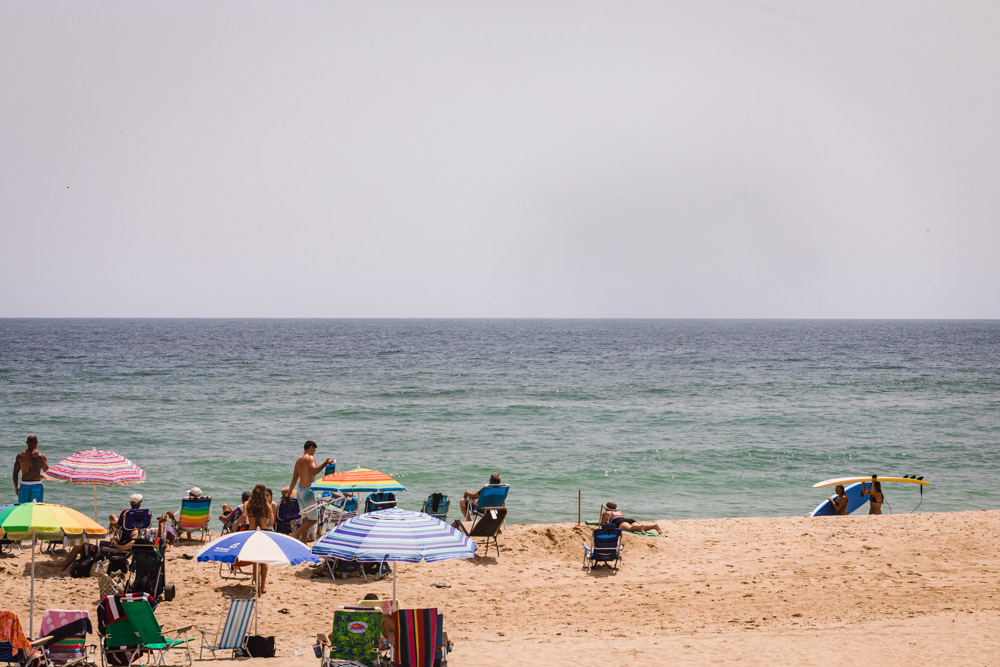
xmin=44 ymin=448 xmax=146 ymax=520
xmin=311 ymin=508 xmax=477 ymax=607
xmin=195 ymin=529 xmax=320 ymax=634
xmin=309 ymin=468 xmax=406 ymax=495
xmin=0 ymin=502 xmax=107 ymax=638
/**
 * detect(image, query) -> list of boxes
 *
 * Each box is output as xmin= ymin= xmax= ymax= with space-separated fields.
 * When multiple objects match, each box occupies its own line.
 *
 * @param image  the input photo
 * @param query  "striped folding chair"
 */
xmin=388 ymin=608 xmax=450 ymax=667
xmin=40 ymin=609 xmax=93 ymax=666
xmin=175 ymin=497 xmax=212 ymax=541
xmin=197 ymin=598 xmax=256 ymax=659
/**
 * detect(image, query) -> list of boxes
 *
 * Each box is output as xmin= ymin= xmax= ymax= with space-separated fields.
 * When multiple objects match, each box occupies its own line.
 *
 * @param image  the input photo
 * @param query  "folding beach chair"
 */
xmin=467 ymin=484 xmax=509 ymax=521
xmin=453 ymin=507 xmax=506 ymax=559
xmin=0 ymin=609 xmax=53 ymax=667
xmin=318 ymin=608 xmax=384 ymax=667
xmin=219 ymin=505 xmax=242 ymax=537
xmin=386 ymin=608 xmax=450 ymax=667
xmin=583 ymin=524 xmax=623 ymax=571
xmin=364 ymin=492 xmax=396 ymax=514
xmin=274 ymin=498 xmax=301 ymax=535
xmin=40 ymin=609 xmax=92 ymax=666
xmin=421 ymin=494 xmax=450 ymax=522
xmin=120 ymin=509 xmax=152 ymax=540
xmin=172 ymin=497 xmax=211 ymax=542
xmin=119 ymin=600 xmax=192 ymax=667
xmin=196 ymin=598 xmax=255 ymax=660
xmin=0 ymin=538 xmax=20 ymax=555
xmin=97 ymin=592 xmax=157 ymax=667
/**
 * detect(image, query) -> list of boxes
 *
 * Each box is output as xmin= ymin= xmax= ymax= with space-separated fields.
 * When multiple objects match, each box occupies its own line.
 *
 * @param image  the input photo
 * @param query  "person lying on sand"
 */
xmin=601 ymin=501 xmax=663 ymax=534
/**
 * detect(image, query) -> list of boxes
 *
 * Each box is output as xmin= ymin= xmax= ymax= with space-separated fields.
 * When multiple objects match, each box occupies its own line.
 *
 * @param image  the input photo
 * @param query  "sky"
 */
xmin=2 ymin=1 xmax=999 ymax=318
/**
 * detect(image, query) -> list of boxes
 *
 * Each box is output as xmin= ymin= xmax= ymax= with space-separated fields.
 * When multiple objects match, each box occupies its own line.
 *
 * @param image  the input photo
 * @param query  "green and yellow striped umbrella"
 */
xmin=0 ymin=502 xmax=107 ymax=541
xmin=0 ymin=502 xmax=107 ymax=638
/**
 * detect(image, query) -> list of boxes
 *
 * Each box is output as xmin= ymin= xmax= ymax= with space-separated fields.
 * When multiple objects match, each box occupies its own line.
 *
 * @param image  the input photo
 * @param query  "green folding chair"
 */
xmin=319 ymin=608 xmax=385 ymax=667
xmin=119 ymin=600 xmax=193 ymax=666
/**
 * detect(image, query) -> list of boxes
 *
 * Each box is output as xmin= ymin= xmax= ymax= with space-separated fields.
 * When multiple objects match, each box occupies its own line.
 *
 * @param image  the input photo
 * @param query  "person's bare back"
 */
xmin=15 ymin=449 xmax=46 ymax=481
xmin=13 ymin=434 xmax=49 ymax=503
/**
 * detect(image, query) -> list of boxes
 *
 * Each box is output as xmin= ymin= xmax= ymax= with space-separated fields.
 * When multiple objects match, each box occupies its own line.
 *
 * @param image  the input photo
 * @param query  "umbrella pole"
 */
xmin=30 ymin=535 xmax=36 ymax=638
xmin=392 ymin=563 xmax=397 ymax=612
xmin=93 ymin=485 xmax=98 ymax=522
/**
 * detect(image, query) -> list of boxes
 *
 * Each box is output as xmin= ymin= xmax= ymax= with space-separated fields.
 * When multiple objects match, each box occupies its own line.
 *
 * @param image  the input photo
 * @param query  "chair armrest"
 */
xmin=30 ymin=635 xmax=53 ymax=647
xmin=196 ymin=627 xmax=217 ymax=637
xmin=164 ymin=625 xmax=194 ymax=634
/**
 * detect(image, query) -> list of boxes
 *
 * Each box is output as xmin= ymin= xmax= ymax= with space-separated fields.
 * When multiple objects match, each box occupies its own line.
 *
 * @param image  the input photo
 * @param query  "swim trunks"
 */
xmin=18 ymin=481 xmax=43 ymax=504
xmin=296 ymin=487 xmax=318 ymax=519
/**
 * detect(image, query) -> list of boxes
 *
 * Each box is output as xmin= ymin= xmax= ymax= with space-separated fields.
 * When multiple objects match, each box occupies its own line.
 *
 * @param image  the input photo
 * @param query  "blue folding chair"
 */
xmin=122 ymin=508 xmax=153 ymax=539
xmin=422 ymin=493 xmax=450 ymax=522
xmin=469 ymin=484 xmax=509 ymax=519
xmin=583 ymin=524 xmax=623 ymax=571
xmin=364 ymin=492 xmax=396 ymax=513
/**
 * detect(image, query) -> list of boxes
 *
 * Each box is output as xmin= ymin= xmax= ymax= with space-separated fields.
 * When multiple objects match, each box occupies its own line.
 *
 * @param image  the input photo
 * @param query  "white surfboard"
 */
xmin=812 ymin=476 xmax=929 ymax=489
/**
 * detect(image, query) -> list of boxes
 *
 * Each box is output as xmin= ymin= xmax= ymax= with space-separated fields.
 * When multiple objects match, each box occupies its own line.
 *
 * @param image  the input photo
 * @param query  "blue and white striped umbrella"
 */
xmin=312 ymin=508 xmax=477 ymax=605
xmin=195 ymin=529 xmax=320 ymax=566
xmin=311 ymin=508 xmax=477 ymax=563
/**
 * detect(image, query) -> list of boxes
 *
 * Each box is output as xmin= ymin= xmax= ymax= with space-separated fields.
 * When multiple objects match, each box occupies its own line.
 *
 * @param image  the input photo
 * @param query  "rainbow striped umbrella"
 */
xmin=310 ymin=468 xmax=406 ymax=494
xmin=45 ymin=448 xmax=146 ymax=519
xmin=311 ymin=508 xmax=476 ymax=606
xmin=0 ymin=502 xmax=107 ymax=638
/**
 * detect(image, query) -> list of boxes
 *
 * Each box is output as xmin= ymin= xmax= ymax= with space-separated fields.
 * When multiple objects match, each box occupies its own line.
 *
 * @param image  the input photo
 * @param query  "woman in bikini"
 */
xmin=861 ymin=476 xmax=885 ymax=515
xmin=600 ymin=501 xmax=663 ymax=534
xmin=240 ymin=483 xmax=276 ymax=593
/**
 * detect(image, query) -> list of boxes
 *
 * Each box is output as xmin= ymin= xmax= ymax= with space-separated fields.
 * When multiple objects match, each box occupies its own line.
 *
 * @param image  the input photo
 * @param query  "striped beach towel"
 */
xmin=390 ymin=608 xmax=439 ymax=667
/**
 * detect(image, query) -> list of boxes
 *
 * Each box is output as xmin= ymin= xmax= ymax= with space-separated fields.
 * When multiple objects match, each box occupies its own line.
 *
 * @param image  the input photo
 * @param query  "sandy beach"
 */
xmin=2 ymin=510 xmax=998 ymax=665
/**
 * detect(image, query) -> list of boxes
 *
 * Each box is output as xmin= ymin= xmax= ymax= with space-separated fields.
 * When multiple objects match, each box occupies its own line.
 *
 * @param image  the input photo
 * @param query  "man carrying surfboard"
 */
xmin=829 ymin=485 xmax=848 ymax=515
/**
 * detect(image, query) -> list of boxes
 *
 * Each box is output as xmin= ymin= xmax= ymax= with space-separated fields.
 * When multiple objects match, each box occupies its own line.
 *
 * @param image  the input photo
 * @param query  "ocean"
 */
xmin=1 ymin=319 xmax=998 ymax=525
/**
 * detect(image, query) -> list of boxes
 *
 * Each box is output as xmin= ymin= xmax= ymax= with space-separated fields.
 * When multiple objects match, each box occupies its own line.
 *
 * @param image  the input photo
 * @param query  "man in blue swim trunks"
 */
xmin=288 ymin=440 xmax=332 ymax=542
xmin=13 ymin=434 xmax=48 ymax=503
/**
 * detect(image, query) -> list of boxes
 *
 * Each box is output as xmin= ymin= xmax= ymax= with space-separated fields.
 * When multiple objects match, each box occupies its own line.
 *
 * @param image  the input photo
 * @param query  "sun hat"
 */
xmin=606 ymin=501 xmax=617 ymax=510
xmin=129 ymin=493 xmax=143 ymax=504
xmin=187 ymin=487 xmax=203 ymax=498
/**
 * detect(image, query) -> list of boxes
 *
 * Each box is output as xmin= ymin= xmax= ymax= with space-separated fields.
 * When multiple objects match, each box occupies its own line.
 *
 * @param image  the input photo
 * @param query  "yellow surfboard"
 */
xmin=813 ymin=476 xmax=929 ymax=489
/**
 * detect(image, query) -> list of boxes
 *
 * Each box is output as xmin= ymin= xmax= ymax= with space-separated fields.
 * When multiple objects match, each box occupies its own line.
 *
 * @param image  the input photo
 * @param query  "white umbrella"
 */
xmin=196 ymin=529 xmax=319 ymax=634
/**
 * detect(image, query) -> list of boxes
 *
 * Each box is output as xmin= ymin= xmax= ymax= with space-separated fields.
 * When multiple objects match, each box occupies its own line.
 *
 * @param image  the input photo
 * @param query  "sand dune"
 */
xmin=2 ymin=510 xmax=998 ymax=665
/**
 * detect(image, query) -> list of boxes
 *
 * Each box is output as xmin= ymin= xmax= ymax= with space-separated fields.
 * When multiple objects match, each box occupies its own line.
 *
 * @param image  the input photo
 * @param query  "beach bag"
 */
xmin=70 ymin=555 xmax=96 ymax=578
xmin=245 ymin=634 xmax=275 ymax=658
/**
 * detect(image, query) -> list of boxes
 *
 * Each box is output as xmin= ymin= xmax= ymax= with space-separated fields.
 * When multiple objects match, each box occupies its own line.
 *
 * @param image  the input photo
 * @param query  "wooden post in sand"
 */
xmin=578 ymin=490 xmax=581 ymax=525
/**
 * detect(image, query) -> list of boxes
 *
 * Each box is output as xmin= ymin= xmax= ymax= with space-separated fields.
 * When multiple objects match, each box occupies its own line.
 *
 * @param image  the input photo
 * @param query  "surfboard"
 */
xmin=812 ymin=476 xmax=929 ymax=489
xmin=810 ymin=481 xmax=869 ymax=516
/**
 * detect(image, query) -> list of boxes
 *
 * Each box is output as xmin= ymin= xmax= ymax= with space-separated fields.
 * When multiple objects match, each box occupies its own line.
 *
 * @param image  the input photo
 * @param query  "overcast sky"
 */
xmin=2 ymin=2 xmax=998 ymax=318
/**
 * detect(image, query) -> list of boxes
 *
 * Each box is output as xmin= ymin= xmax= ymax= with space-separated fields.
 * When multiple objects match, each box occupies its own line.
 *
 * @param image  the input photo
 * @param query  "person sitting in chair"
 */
xmin=164 ymin=486 xmax=207 ymax=540
xmin=460 ymin=472 xmax=503 ymax=520
xmin=600 ymin=501 xmax=663 ymax=534
xmin=219 ymin=491 xmax=251 ymax=532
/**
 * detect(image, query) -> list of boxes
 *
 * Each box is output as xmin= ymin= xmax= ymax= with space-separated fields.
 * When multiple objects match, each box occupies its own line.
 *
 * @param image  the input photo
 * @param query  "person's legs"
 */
xmin=59 ymin=545 xmax=84 ymax=571
xmin=292 ymin=488 xmax=319 ymax=542
xmin=260 ymin=563 xmax=268 ymax=594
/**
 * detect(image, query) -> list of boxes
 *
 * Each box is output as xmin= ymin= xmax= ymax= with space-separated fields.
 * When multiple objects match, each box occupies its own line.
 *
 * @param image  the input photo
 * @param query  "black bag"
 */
xmin=70 ymin=555 xmax=96 ymax=578
xmin=245 ymin=635 xmax=275 ymax=658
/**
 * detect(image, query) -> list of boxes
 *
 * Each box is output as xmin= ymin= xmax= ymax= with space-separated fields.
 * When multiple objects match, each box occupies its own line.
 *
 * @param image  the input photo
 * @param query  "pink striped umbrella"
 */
xmin=45 ymin=448 xmax=146 ymax=519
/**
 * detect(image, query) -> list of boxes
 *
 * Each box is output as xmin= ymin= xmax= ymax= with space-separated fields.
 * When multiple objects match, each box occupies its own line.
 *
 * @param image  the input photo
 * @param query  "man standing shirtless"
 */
xmin=288 ymin=440 xmax=332 ymax=542
xmin=13 ymin=434 xmax=49 ymax=503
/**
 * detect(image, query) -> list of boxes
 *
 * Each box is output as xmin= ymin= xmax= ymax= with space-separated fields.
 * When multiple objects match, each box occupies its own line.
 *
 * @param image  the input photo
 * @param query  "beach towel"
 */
xmin=390 ymin=608 xmax=439 ymax=667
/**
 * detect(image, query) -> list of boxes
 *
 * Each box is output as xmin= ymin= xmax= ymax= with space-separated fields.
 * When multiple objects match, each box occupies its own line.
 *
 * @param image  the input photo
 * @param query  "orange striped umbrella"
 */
xmin=310 ymin=468 xmax=406 ymax=494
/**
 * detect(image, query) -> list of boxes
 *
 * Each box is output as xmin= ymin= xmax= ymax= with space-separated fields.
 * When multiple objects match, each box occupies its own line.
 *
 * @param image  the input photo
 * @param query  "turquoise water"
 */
xmin=1 ymin=319 xmax=998 ymax=524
